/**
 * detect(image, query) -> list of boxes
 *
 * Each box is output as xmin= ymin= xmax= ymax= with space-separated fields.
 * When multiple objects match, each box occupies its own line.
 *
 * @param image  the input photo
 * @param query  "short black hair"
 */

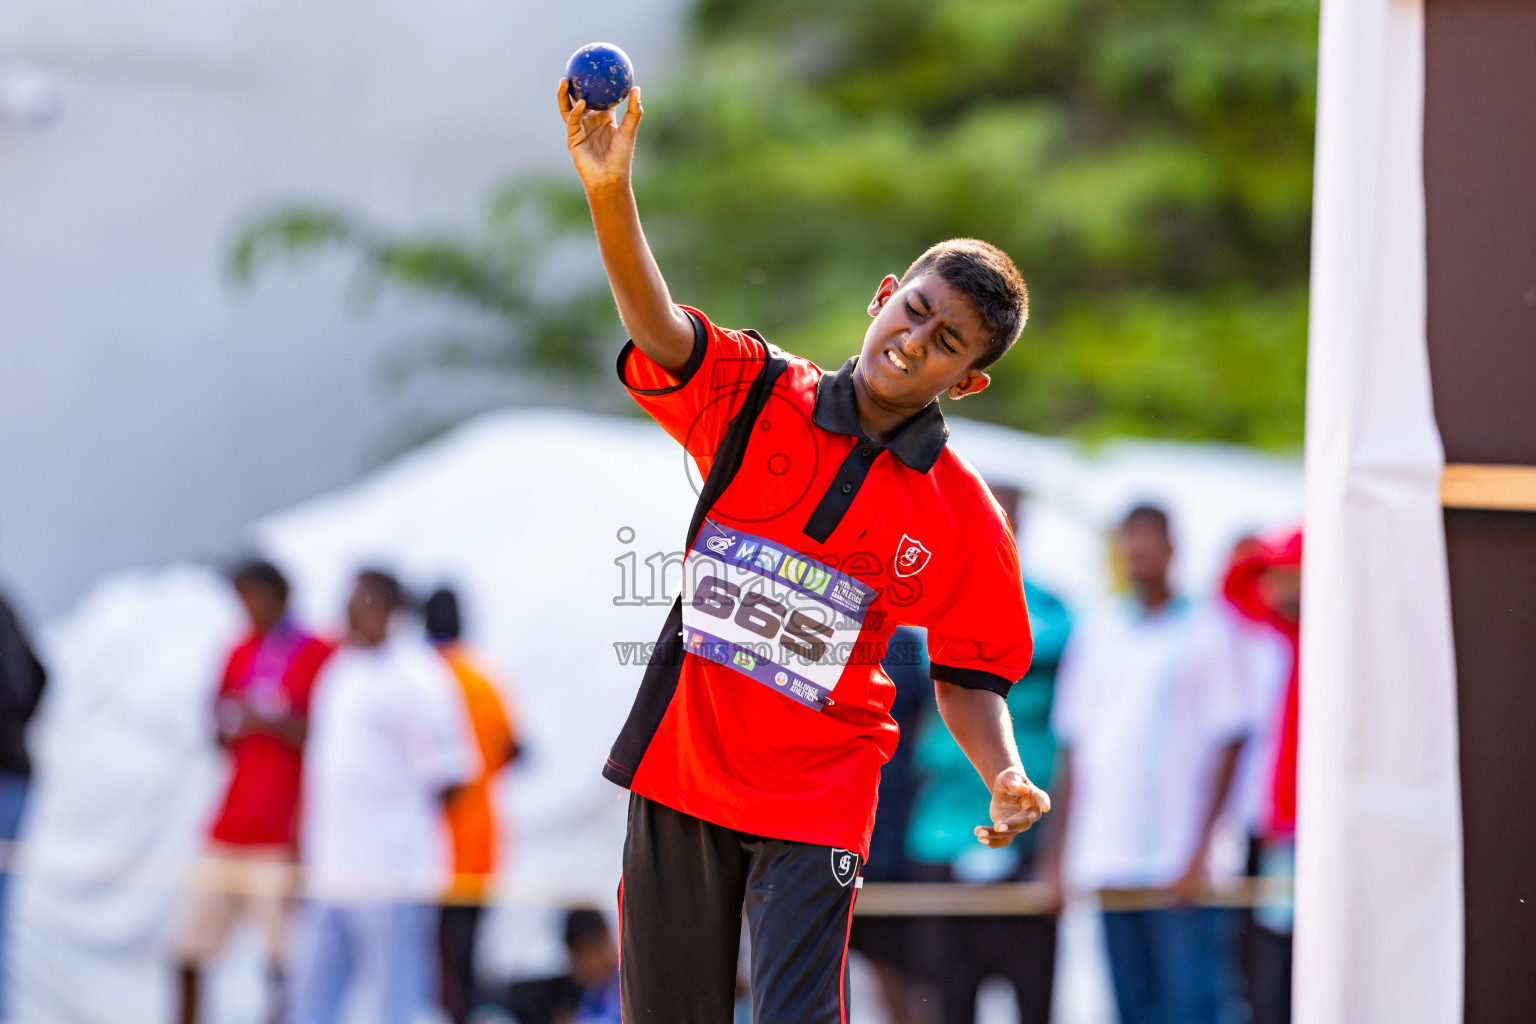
xmin=1120 ymin=504 xmax=1171 ymax=539
xmin=899 ymin=238 xmax=1029 ymax=369
xmin=564 ymin=908 xmax=610 ymax=950
xmin=355 ymin=568 xmax=407 ymax=612
xmin=229 ymin=559 xmax=290 ymax=604
xmin=424 ymin=587 xmax=461 ymax=642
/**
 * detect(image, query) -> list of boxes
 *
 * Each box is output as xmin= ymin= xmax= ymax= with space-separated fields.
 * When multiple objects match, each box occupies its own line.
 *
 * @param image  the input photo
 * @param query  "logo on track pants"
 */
xmin=830 ymin=848 xmax=859 ymax=887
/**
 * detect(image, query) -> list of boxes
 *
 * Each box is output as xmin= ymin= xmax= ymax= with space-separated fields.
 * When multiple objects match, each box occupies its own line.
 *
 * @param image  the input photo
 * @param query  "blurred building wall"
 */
xmin=0 ymin=0 xmax=686 ymax=616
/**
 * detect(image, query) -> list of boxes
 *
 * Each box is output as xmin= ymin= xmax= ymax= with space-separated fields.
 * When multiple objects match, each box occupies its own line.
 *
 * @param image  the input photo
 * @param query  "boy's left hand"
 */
xmin=975 ymin=766 xmax=1051 ymax=848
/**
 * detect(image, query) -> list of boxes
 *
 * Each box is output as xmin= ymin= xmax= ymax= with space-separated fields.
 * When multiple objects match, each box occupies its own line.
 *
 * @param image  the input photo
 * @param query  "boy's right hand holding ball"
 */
xmin=554 ymin=74 xmax=692 ymax=371
xmin=559 ymin=78 xmax=643 ymax=197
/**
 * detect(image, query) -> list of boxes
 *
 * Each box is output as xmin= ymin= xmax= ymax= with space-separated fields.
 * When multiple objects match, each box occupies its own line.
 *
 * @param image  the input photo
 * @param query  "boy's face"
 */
xmin=568 ymin=933 xmax=618 ymax=987
xmin=1117 ymin=520 xmax=1173 ymax=599
xmin=856 ymin=272 xmax=991 ymax=413
xmin=346 ymin=578 xmax=394 ymax=648
xmin=234 ymin=580 xmax=286 ymax=635
xmin=1260 ymin=564 xmax=1302 ymax=623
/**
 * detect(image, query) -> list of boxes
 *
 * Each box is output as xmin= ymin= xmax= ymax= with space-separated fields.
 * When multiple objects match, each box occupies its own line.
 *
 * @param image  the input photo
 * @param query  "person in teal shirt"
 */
xmin=904 ymin=577 xmax=1072 ymax=1024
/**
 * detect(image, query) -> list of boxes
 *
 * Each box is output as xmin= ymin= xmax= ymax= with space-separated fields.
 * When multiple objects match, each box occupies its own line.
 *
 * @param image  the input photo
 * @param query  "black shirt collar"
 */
xmin=812 ymin=357 xmax=949 ymax=474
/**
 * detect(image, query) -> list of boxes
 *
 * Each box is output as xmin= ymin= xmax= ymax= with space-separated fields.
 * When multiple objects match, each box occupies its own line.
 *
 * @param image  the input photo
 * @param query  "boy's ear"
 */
xmin=868 ymin=274 xmax=901 ymax=317
xmin=947 ymin=369 xmax=991 ymax=400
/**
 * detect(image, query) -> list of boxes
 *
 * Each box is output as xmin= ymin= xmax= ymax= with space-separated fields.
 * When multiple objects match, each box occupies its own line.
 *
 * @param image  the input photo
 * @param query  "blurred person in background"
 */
xmin=1221 ymin=531 xmax=1302 ymax=1024
xmin=903 ymin=486 xmax=1072 ymax=1024
xmin=1043 ymin=505 xmax=1249 ymax=1024
xmin=0 ymin=554 xmax=47 ymax=1018
xmin=561 ymin=908 xmax=620 ymax=1024
xmin=423 ymin=586 xmax=521 ymax=1024
xmin=288 ymin=570 xmax=479 ymax=1024
xmin=173 ymin=559 xmax=331 ymax=1024
xmin=495 ymin=908 xmax=619 ymax=1024
xmin=845 ymin=626 xmax=934 ymax=1024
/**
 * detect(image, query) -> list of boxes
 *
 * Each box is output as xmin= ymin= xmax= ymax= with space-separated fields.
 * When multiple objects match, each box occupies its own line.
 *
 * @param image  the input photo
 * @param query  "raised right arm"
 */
xmin=559 ymin=79 xmax=694 ymax=372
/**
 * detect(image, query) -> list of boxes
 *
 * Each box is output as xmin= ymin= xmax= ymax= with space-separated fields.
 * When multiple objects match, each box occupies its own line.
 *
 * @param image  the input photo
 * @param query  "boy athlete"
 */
xmin=559 ymin=79 xmax=1051 ymax=1023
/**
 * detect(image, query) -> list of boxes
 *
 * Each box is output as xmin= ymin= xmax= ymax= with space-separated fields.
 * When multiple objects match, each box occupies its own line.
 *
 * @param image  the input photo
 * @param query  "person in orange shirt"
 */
xmin=424 ymin=587 xmax=520 ymax=1024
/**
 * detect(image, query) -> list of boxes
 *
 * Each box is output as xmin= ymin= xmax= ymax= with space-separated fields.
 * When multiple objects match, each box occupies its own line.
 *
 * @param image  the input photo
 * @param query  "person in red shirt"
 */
xmin=1222 ymin=531 xmax=1301 ymax=1024
xmin=173 ymin=560 xmax=332 ymax=1024
xmin=559 ymin=80 xmax=1051 ymax=1022
xmin=1223 ymin=532 xmax=1302 ymax=844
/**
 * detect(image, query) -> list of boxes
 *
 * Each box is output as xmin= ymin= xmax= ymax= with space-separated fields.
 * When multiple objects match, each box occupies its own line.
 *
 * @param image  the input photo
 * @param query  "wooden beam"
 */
xmin=1442 ymin=464 xmax=1536 ymax=511
xmin=850 ymin=878 xmax=1292 ymax=916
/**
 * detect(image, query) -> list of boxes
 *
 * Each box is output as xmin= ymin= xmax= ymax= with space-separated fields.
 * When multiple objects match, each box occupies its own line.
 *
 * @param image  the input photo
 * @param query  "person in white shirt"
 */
xmin=287 ymin=570 xmax=480 ymax=1024
xmin=1043 ymin=505 xmax=1248 ymax=1024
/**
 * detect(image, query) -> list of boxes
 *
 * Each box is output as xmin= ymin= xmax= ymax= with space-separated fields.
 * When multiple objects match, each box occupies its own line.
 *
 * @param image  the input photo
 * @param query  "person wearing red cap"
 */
xmin=1221 ymin=531 xmax=1301 ymax=1024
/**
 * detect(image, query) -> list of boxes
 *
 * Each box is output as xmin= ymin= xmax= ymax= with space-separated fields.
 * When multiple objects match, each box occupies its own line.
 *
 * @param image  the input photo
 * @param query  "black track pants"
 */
xmin=618 ymin=794 xmax=861 ymax=1024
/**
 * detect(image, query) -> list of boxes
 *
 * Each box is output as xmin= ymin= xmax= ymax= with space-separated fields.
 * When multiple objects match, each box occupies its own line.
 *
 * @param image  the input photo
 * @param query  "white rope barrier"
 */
xmin=0 ymin=840 xmax=1291 ymax=914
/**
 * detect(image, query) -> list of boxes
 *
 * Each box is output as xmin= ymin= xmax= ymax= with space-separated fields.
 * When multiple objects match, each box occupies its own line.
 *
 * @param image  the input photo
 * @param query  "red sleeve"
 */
xmin=284 ymin=637 xmax=335 ymax=716
xmin=618 ymin=306 xmax=767 ymax=465
xmin=219 ymin=638 xmax=258 ymax=697
xmin=924 ymin=522 xmax=1034 ymax=697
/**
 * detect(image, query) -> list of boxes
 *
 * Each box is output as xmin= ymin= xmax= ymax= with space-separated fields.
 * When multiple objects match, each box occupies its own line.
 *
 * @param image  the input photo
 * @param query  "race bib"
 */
xmin=681 ymin=518 xmax=876 ymax=711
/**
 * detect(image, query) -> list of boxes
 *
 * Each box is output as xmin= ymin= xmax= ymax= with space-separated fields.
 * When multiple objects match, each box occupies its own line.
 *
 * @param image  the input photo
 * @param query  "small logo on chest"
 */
xmin=893 ymin=534 xmax=932 ymax=578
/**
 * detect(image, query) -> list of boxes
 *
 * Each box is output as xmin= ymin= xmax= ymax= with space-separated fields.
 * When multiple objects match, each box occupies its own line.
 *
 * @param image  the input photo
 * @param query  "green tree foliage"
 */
xmin=228 ymin=191 xmax=619 ymax=378
xmin=233 ymin=0 xmax=1318 ymax=447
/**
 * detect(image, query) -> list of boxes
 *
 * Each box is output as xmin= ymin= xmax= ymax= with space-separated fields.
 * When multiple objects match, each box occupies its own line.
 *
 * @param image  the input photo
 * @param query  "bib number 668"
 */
xmin=693 ymin=576 xmax=836 ymax=663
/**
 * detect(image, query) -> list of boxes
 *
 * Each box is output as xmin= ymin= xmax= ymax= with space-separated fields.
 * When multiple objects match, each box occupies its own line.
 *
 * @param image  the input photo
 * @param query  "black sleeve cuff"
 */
xmin=615 ymin=310 xmax=708 ymax=396
xmin=930 ymin=662 xmax=1014 ymax=697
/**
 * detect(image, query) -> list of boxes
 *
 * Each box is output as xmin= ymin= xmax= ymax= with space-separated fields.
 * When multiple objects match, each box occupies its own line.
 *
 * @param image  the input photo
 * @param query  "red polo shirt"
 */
xmin=208 ymin=622 xmax=332 ymax=847
xmin=605 ymin=307 xmax=1033 ymax=858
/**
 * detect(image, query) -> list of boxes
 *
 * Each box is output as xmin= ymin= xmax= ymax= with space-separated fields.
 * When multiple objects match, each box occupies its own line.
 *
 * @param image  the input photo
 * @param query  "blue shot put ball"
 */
xmin=565 ymin=42 xmax=634 ymax=112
